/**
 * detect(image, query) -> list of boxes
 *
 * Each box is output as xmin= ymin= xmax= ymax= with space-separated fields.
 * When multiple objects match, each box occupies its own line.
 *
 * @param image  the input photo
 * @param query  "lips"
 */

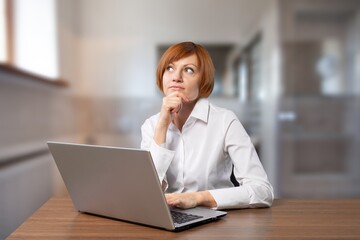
xmin=169 ymin=86 xmax=185 ymax=90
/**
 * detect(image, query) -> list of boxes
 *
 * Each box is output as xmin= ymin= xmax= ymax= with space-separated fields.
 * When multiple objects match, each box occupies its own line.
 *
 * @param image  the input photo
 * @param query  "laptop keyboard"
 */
xmin=171 ymin=211 xmax=202 ymax=224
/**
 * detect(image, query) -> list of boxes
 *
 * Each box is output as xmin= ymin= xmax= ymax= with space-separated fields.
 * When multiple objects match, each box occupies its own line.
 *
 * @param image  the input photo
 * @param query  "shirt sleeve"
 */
xmin=140 ymin=118 xmax=175 ymax=186
xmin=209 ymin=118 xmax=274 ymax=210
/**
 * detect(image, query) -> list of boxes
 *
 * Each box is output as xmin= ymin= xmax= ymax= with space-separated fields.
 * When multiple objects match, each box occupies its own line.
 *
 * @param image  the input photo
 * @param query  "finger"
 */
xmin=166 ymin=198 xmax=178 ymax=206
xmin=165 ymin=194 xmax=176 ymax=202
xmin=168 ymin=199 xmax=180 ymax=206
xmin=166 ymin=99 xmax=183 ymax=113
xmin=162 ymin=101 xmax=179 ymax=113
xmin=168 ymin=91 xmax=189 ymax=103
xmin=175 ymin=101 xmax=182 ymax=113
xmin=175 ymin=92 xmax=189 ymax=103
xmin=165 ymin=194 xmax=181 ymax=206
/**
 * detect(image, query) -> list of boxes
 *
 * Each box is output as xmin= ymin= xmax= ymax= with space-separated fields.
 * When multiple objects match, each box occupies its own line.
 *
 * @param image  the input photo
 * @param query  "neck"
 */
xmin=172 ymin=99 xmax=197 ymax=132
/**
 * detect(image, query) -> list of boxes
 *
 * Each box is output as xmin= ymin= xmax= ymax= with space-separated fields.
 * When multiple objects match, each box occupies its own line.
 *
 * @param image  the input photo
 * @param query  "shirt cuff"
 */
xmin=208 ymin=186 xmax=251 ymax=210
xmin=149 ymin=139 xmax=175 ymax=183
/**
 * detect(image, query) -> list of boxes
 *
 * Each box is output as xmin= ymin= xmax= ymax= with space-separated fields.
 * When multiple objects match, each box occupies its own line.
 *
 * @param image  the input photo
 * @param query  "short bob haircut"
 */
xmin=156 ymin=42 xmax=215 ymax=98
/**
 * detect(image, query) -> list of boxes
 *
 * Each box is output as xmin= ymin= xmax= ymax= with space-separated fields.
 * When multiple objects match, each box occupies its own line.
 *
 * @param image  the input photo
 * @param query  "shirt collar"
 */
xmin=189 ymin=98 xmax=209 ymax=123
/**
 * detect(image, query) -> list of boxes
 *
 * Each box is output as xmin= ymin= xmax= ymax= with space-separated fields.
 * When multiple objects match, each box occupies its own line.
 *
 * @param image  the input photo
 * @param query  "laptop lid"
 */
xmin=47 ymin=141 xmax=226 ymax=231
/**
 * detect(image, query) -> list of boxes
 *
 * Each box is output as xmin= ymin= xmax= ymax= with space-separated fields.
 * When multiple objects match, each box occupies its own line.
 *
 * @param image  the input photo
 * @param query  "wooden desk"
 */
xmin=8 ymin=198 xmax=360 ymax=239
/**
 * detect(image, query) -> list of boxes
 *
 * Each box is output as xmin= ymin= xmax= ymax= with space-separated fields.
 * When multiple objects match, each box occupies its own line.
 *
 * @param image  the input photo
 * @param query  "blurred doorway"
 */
xmin=278 ymin=3 xmax=360 ymax=197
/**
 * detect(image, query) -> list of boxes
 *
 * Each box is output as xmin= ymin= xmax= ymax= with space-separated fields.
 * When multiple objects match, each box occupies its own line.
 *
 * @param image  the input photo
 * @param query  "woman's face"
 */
xmin=162 ymin=54 xmax=201 ymax=101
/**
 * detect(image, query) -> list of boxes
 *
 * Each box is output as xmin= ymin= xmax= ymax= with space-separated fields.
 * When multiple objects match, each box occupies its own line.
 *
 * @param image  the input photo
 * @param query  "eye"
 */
xmin=184 ymin=67 xmax=194 ymax=74
xmin=166 ymin=65 xmax=174 ymax=72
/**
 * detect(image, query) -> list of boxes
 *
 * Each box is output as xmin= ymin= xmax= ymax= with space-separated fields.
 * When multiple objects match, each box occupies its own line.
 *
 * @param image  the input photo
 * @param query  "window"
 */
xmin=0 ymin=0 xmax=7 ymax=62
xmin=0 ymin=0 xmax=65 ymax=85
xmin=13 ymin=0 xmax=58 ymax=79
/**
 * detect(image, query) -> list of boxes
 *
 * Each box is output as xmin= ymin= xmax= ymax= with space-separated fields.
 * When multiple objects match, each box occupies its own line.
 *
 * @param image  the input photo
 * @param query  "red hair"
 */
xmin=156 ymin=42 xmax=215 ymax=98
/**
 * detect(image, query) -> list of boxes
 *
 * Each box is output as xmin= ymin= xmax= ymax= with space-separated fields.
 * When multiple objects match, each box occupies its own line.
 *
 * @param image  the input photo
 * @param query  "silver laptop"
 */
xmin=47 ymin=141 xmax=227 ymax=231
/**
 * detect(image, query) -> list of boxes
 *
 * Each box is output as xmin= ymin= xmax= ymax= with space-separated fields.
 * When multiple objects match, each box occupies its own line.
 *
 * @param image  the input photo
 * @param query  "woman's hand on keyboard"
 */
xmin=165 ymin=191 xmax=217 ymax=209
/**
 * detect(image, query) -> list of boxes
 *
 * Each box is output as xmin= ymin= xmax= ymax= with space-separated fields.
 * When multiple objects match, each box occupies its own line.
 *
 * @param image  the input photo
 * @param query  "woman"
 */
xmin=141 ymin=42 xmax=273 ymax=210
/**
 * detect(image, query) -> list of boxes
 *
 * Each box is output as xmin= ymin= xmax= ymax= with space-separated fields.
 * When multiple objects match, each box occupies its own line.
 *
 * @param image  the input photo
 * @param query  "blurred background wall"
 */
xmin=1 ymin=0 xmax=360 ymax=238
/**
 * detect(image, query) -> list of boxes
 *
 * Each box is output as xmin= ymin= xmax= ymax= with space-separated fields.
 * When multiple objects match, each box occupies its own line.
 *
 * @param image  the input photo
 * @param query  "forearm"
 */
xmin=196 ymin=191 xmax=217 ymax=208
xmin=154 ymin=124 xmax=168 ymax=145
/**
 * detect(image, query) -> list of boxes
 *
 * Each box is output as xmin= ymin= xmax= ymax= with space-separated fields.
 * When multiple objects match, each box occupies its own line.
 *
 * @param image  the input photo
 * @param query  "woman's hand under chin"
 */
xmin=154 ymin=91 xmax=189 ymax=145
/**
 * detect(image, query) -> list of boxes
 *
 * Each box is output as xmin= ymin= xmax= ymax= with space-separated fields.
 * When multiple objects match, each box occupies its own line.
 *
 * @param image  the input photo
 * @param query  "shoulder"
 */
xmin=208 ymin=101 xmax=238 ymax=122
xmin=208 ymin=102 xmax=250 ymax=140
xmin=206 ymin=101 xmax=242 ymax=134
xmin=141 ymin=113 xmax=160 ymax=130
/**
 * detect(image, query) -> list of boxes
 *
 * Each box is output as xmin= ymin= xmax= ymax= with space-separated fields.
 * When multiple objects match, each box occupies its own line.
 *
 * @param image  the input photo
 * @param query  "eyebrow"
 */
xmin=183 ymin=63 xmax=198 ymax=68
xmin=168 ymin=62 xmax=199 ymax=68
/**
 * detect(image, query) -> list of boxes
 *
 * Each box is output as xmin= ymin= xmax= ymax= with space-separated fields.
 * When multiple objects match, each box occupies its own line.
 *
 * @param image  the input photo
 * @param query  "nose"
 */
xmin=172 ymin=69 xmax=183 ymax=82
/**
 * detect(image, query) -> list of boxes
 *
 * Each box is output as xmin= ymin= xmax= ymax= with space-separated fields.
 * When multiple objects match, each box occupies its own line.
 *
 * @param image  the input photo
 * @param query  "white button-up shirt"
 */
xmin=141 ymin=98 xmax=273 ymax=209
